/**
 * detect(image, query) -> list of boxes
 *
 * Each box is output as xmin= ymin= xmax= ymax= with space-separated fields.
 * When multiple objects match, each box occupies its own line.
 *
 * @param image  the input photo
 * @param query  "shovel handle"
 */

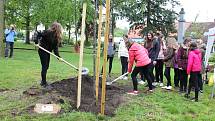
xmin=35 ymin=44 xmax=79 ymax=70
xmin=111 ymin=72 xmax=129 ymax=83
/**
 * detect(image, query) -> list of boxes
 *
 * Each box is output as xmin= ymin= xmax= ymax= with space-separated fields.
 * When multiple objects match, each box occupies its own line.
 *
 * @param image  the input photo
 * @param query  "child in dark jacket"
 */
xmin=177 ymin=38 xmax=191 ymax=92
xmin=36 ymin=22 xmax=63 ymax=87
xmin=185 ymin=42 xmax=202 ymax=102
xmin=161 ymin=36 xmax=177 ymax=90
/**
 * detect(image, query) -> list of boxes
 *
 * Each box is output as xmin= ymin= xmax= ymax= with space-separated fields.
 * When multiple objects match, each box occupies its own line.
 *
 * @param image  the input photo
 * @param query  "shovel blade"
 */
xmin=81 ymin=67 xmax=89 ymax=75
xmin=106 ymin=82 xmax=112 ymax=85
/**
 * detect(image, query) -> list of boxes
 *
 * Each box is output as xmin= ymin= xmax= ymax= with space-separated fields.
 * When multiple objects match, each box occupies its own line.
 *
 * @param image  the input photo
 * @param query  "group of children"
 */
xmin=116 ymin=32 xmax=206 ymax=102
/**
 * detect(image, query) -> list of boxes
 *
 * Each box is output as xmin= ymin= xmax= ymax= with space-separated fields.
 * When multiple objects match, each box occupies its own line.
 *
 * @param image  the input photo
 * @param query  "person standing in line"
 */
xmin=185 ymin=41 xmax=202 ymax=102
xmin=35 ymin=22 xmax=63 ymax=87
xmin=198 ymin=42 xmax=206 ymax=93
xmin=4 ymin=25 xmax=17 ymax=58
xmin=155 ymin=34 xmax=166 ymax=87
xmin=161 ymin=37 xmax=177 ymax=90
xmin=101 ymin=35 xmax=116 ymax=77
xmin=177 ymin=38 xmax=191 ymax=93
xmin=173 ymin=47 xmax=180 ymax=88
xmin=144 ymin=32 xmax=160 ymax=86
xmin=118 ymin=34 xmax=129 ymax=80
xmin=126 ymin=40 xmax=153 ymax=95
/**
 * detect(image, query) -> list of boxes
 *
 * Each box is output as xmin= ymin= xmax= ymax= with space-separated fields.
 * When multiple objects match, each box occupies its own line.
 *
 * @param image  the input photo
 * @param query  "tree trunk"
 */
xmin=85 ymin=24 xmax=88 ymax=44
xmin=0 ymin=0 xmax=5 ymax=57
xmin=25 ymin=16 xmax=30 ymax=44
xmin=25 ymin=4 xmax=31 ymax=44
xmin=68 ymin=24 xmax=71 ymax=44
xmin=146 ymin=0 xmax=151 ymax=30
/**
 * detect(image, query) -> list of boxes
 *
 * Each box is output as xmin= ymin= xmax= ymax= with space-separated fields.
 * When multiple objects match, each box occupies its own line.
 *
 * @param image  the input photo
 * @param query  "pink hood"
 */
xmin=187 ymin=49 xmax=202 ymax=74
xmin=128 ymin=43 xmax=151 ymax=72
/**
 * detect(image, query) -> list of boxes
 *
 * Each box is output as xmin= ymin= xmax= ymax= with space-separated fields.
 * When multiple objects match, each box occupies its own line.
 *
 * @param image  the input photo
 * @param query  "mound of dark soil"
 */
xmin=24 ymin=75 xmax=131 ymax=116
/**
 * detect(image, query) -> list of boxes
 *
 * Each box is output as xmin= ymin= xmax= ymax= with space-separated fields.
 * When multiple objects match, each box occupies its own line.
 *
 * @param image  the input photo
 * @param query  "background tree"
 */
xmin=5 ymin=0 xmax=39 ymax=44
xmin=0 ymin=0 xmax=5 ymax=57
xmin=115 ymin=0 xmax=180 ymax=36
xmin=76 ymin=0 xmax=95 ymax=44
xmin=5 ymin=0 xmax=76 ymax=44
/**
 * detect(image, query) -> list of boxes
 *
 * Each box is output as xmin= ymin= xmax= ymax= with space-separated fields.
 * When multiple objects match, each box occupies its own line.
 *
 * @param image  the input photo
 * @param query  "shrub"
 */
xmin=209 ymin=53 xmax=215 ymax=62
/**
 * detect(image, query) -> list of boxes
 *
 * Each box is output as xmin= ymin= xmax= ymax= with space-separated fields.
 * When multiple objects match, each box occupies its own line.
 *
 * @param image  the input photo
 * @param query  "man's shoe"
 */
xmin=159 ymin=83 xmax=164 ymax=87
xmin=184 ymin=94 xmax=190 ymax=98
xmin=138 ymin=80 xmax=146 ymax=85
xmin=123 ymin=76 xmax=128 ymax=80
xmin=161 ymin=86 xmax=168 ymax=89
xmin=40 ymin=82 xmax=48 ymax=88
xmin=191 ymin=97 xmax=198 ymax=102
xmin=166 ymin=86 xmax=172 ymax=90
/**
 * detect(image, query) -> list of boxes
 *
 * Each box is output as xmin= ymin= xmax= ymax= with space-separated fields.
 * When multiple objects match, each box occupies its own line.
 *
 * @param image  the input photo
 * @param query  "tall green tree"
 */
xmin=115 ymin=0 xmax=180 ymax=36
xmin=5 ymin=0 xmax=39 ymax=44
xmin=5 ymin=0 xmax=77 ymax=44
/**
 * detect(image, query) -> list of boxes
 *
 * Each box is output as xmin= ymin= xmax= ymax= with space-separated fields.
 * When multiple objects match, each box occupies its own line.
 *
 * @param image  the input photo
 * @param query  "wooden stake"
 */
xmin=95 ymin=5 xmax=103 ymax=104
xmin=77 ymin=2 xmax=87 ymax=109
xmin=101 ymin=0 xmax=111 ymax=115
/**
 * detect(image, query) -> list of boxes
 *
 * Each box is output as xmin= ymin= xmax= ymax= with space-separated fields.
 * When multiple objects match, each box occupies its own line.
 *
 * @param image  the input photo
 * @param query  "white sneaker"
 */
xmin=138 ymin=80 xmax=146 ymax=85
xmin=123 ymin=77 xmax=128 ymax=80
xmin=161 ymin=86 xmax=168 ymax=89
xmin=159 ymin=83 xmax=164 ymax=87
xmin=166 ymin=86 xmax=172 ymax=90
xmin=152 ymin=82 xmax=155 ymax=86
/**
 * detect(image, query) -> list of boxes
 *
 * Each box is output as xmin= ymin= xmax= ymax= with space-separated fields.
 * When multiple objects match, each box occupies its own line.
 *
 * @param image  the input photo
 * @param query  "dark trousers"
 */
xmin=131 ymin=64 xmax=153 ymax=91
xmin=188 ymin=72 xmax=200 ymax=101
xmin=155 ymin=60 xmax=164 ymax=83
xmin=38 ymin=49 xmax=50 ymax=84
xmin=174 ymin=68 xmax=180 ymax=87
xmin=139 ymin=72 xmax=145 ymax=81
xmin=5 ymin=42 xmax=14 ymax=57
xmin=148 ymin=63 xmax=155 ymax=82
xmin=179 ymin=70 xmax=188 ymax=92
xmin=101 ymin=56 xmax=114 ymax=74
xmin=120 ymin=56 xmax=128 ymax=75
xmin=198 ymin=74 xmax=203 ymax=91
xmin=164 ymin=67 xmax=171 ymax=86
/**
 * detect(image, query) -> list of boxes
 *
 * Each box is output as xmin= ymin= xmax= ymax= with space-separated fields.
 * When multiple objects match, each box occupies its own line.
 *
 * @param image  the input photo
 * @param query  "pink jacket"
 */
xmin=187 ymin=49 xmax=202 ymax=74
xmin=128 ymin=43 xmax=151 ymax=73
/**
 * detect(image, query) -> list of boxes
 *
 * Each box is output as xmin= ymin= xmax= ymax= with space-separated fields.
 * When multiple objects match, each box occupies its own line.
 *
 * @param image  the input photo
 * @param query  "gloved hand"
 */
xmin=58 ymin=58 xmax=63 ymax=62
xmin=153 ymin=61 xmax=157 ymax=65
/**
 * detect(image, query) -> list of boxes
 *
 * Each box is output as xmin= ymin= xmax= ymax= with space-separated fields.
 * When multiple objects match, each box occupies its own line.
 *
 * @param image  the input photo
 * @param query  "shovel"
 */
xmin=35 ymin=44 xmax=89 ymax=75
xmin=106 ymin=72 xmax=129 ymax=86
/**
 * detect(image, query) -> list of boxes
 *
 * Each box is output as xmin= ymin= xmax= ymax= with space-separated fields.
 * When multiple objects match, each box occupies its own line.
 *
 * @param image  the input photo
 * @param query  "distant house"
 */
xmin=175 ymin=20 xmax=215 ymax=38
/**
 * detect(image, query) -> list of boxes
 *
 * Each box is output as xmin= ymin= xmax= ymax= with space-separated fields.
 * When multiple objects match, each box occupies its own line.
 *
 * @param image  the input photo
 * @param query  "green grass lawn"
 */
xmin=1 ymin=42 xmax=215 ymax=121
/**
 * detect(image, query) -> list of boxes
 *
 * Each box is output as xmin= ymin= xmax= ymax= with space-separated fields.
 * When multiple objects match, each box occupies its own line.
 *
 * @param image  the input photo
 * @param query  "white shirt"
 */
xmin=118 ymin=39 xmax=129 ymax=58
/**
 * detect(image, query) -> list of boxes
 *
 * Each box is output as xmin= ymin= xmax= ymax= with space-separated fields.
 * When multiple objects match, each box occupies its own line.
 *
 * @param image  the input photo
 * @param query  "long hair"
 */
xmin=145 ymin=32 xmax=154 ymax=49
xmin=48 ymin=22 xmax=62 ymax=43
xmin=125 ymin=39 xmax=134 ymax=50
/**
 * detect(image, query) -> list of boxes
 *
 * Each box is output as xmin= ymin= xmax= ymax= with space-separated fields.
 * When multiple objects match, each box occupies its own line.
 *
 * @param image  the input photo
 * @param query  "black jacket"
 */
xmin=144 ymin=38 xmax=160 ymax=61
xmin=36 ymin=30 xmax=60 ymax=57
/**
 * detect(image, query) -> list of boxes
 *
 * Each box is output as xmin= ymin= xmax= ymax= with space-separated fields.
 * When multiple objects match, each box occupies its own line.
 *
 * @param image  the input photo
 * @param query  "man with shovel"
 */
xmin=35 ymin=22 xmax=63 ymax=87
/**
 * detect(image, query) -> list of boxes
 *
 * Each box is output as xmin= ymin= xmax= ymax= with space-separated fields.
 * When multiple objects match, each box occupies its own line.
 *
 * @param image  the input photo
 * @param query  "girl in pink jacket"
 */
xmin=125 ymin=40 xmax=153 ymax=95
xmin=185 ymin=41 xmax=202 ymax=102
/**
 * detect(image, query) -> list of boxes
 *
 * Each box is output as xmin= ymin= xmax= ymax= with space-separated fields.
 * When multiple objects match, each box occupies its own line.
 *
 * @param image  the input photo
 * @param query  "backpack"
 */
xmin=3 ymin=32 xmax=10 ymax=43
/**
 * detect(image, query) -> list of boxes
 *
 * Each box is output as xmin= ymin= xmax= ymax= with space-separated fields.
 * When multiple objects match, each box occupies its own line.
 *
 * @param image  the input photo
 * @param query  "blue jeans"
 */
xmin=5 ymin=42 xmax=14 ymax=57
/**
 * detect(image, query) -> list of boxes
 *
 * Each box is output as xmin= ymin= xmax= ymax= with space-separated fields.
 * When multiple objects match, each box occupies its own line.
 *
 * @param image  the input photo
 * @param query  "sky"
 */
xmin=116 ymin=0 xmax=215 ymax=29
xmin=178 ymin=0 xmax=215 ymax=22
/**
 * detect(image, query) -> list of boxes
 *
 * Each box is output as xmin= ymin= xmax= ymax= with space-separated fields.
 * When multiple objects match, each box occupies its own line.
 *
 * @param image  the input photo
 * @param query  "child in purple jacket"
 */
xmin=177 ymin=38 xmax=191 ymax=92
